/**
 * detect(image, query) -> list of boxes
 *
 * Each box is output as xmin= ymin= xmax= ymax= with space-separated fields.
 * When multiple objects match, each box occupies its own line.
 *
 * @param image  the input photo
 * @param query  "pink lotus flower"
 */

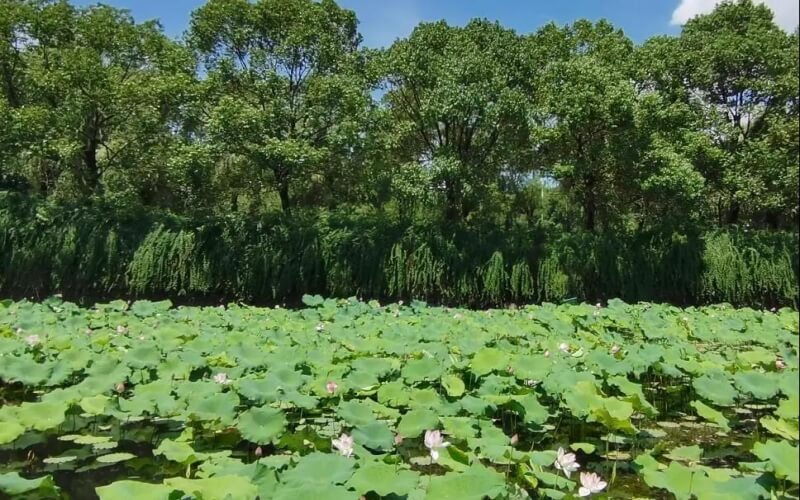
xmin=424 ymin=430 xmax=449 ymax=461
xmin=776 ymin=359 xmax=786 ymax=370
xmin=24 ymin=334 xmax=41 ymax=347
xmin=254 ymin=446 xmax=263 ymax=458
xmin=326 ymin=381 xmax=338 ymax=394
xmin=578 ymin=472 xmax=607 ymax=497
xmin=554 ymin=447 xmax=580 ymax=477
xmin=332 ymin=433 xmax=354 ymax=457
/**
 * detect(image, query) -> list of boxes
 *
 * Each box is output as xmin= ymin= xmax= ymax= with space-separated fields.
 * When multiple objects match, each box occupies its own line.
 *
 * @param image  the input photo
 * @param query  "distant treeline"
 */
xmin=1 ymin=194 xmax=796 ymax=308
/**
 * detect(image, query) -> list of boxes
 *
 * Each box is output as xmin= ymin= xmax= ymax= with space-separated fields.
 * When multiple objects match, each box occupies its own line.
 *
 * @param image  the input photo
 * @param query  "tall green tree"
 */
xmin=382 ymin=19 xmax=530 ymax=221
xmin=533 ymin=20 xmax=636 ymax=231
xmin=189 ymin=0 xmax=371 ymax=212
xmin=677 ymin=0 xmax=797 ymax=224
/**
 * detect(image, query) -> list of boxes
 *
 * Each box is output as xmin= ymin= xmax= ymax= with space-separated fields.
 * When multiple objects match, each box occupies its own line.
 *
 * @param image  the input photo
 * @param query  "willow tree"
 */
xmin=383 ymin=19 xmax=530 ymax=221
xmin=189 ymin=0 xmax=371 ymax=212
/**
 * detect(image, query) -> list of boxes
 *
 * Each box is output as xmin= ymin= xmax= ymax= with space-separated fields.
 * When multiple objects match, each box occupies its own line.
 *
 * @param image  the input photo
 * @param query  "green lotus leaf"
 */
xmin=693 ymin=373 xmax=737 ymax=406
xmin=426 ymin=464 xmax=507 ymax=500
xmin=440 ymin=417 xmax=479 ymax=439
xmin=347 ymin=461 xmax=420 ymax=496
xmin=236 ymin=406 xmax=287 ymax=444
xmin=734 ymin=371 xmax=779 ymax=400
xmin=760 ymin=416 xmax=799 ymax=440
xmin=272 ymin=483 xmax=353 ymax=500
xmin=279 ymin=452 xmax=355 ymax=486
xmin=301 ymin=294 xmax=324 ymax=307
xmin=351 ymin=421 xmax=394 ymax=451
xmin=776 ymin=396 xmax=799 ymax=420
xmin=692 ymin=474 xmax=769 ymax=500
xmin=0 ymin=472 xmax=60 ymax=496
xmin=96 ymin=480 xmax=174 ymax=500
xmin=73 ymin=435 xmax=113 ymax=445
xmin=643 ymin=461 xmax=698 ymax=500
xmin=79 ymin=394 xmax=110 ymax=416
xmin=377 ymin=381 xmax=411 ymax=406
xmin=337 ymin=399 xmax=376 ymax=426
xmin=402 ymin=357 xmax=444 ymax=383
xmin=529 ymin=468 xmax=576 ymax=489
xmin=752 ymin=440 xmax=799 ymax=483
xmin=153 ymin=439 xmax=206 ymax=464
xmin=164 ymin=475 xmax=258 ymax=500
xmin=397 ymin=408 xmax=439 ymax=438
xmin=664 ymin=445 xmax=703 ymax=463
xmin=185 ymin=390 xmax=239 ymax=424
xmin=96 ymin=452 xmax=136 ymax=464
xmin=470 ymin=348 xmax=507 ymax=376
xmin=442 ymin=374 xmax=466 ymax=397
xmin=512 ymin=394 xmax=549 ymax=424
xmin=0 ymin=420 xmax=25 ymax=445
xmin=570 ymin=442 xmax=596 ymax=454
xmin=690 ymin=401 xmax=731 ymax=432
xmin=13 ymin=401 xmax=67 ymax=431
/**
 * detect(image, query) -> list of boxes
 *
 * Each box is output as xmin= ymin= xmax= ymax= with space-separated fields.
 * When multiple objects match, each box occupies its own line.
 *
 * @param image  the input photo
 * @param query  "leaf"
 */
xmin=570 ymin=442 xmax=596 ymax=454
xmin=301 ymin=294 xmax=324 ymax=307
xmin=0 ymin=420 xmax=25 ymax=445
xmin=79 ymin=394 xmax=110 ymax=415
xmin=643 ymin=461 xmax=697 ymax=500
xmin=442 ymin=374 xmax=466 ymax=397
xmin=402 ymin=357 xmax=444 ymax=383
xmin=347 ymin=462 xmax=420 ymax=496
xmin=0 ymin=472 xmax=59 ymax=496
xmin=336 ymin=400 xmax=376 ymax=426
xmin=752 ymin=440 xmax=799 ymax=483
xmin=664 ymin=445 xmax=703 ymax=463
xmin=236 ymin=406 xmax=286 ymax=444
xmin=351 ymin=421 xmax=394 ymax=451
xmin=693 ymin=374 xmax=737 ymax=406
xmin=153 ymin=439 xmax=205 ymax=464
xmin=96 ymin=480 xmax=174 ymax=500
xmin=471 ymin=348 xmax=507 ymax=376
xmin=513 ymin=394 xmax=549 ymax=424
xmin=397 ymin=408 xmax=439 ymax=438
xmin=43 ymin=455 xmax=78 ymax=465
xmin=690 ymin=400 xmax=730 ymax=432
xmin=280 ymin=452 xmax=355 ymax=486
xmin=164 ymin=475 xmax=258 ymax=500
xmin=760 ymin=416 xmax=799 ymax=440
xmin=96 ymin=453 xmax=136 ymax=464
xmin=734 ymin=371 xmax=779 ymax=400
xmin=426 ymin=464 xmax=507 ymax=500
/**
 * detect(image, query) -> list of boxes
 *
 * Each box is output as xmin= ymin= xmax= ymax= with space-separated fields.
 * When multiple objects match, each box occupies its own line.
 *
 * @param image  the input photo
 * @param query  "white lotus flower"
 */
xmin=610 ymin=345 xmax=621 ymax=355
xmin=559 ymin=343 xmax=570 ymax=354
xmin=554 ymin=447 xmax=580 ymax=477
xmin=332 ymin=433 xmax=354 ymax=457
xmin=315 ymin=323 xmax=325 ymax=332
xmin=424 ymin=430 xmax=449 ymax=461
xmin=213 ymin=373 xmax=231 ymax=385
xmin=578 ymin=471 xmax=607 ymax=496
xmin=24 ymin=334 xmax=41 ymax=347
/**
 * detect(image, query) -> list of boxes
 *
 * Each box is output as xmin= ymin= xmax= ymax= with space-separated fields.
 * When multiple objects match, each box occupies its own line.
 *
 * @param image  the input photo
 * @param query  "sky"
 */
xmin=73 ymin=0 xmax=800 ymax=46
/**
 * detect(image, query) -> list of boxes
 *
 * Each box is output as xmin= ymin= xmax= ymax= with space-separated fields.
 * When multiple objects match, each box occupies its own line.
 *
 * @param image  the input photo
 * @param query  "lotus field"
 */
xmin=0 ymin=297 xmax=798 ymax=499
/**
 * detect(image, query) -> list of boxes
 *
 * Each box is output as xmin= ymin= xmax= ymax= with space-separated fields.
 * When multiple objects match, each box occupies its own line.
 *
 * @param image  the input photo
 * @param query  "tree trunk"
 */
xmin=583 ymin=176 xmax=597 ymax=231
xmin=278 ymin=178 xmax=291 ymax=213
xmin=726 ymin=200 xmax=740 ymax=225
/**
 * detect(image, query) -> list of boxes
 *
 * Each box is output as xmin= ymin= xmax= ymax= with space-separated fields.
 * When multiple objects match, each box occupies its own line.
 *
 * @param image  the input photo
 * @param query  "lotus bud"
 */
xmin=326 ymin=381 xmax=338 ymax=394
xmin=115 ymin=382 xmax=126 ymax=394
xmin=254 ymin=446 xmax=263 ymax=458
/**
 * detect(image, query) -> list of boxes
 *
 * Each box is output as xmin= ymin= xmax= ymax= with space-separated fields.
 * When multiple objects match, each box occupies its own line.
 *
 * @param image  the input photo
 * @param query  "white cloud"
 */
xmin=671 ymin=0 xmax=799 ymax=32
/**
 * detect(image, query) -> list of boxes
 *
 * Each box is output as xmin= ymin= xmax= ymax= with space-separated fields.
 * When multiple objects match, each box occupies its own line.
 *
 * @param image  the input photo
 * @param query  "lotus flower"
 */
xmin=544 ymin=350 xmax=551 ymax=358
xmin=24 ymin=334 xmax=41 ymax=347
xmin=213 ymin=372 xmax=231 ymax=385
xmin=776 ymin=359 xmax=786 ymax=370
xmin=610 ymin=345 xmax=620 ymax=355
xmin=770 ymin=307 xmax=777 ymax=313
xmin=424 ymin=430 xmax=449 ymax=461
xmin=559 ymin=343 xmax=570 ymax=354
xmin=254 ymin=446 xmax=263 ymax=458
xmin=326 ymin=381 xmax=338 ymax=394
xmin=332 ymin=433 xmax=354 ymax=457
xmin=115 ymin=382 xmax=126 ymax=394
xmin=554 ymin=447 xmax=580 ymax=477
xmin=394 ymin=434 xmax=404 ymax=445
xmin=578 ymin=472 xmax=607 ymax=497
xmin=315 ymin=323 xmax=325 ymax=332
xmin=595 ymin=302 xmax=602 ymax=308
xmin=116 ymin=325 xmax=127 ymax=334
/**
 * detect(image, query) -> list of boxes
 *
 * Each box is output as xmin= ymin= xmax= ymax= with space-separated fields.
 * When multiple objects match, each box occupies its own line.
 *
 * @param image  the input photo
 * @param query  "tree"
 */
xmin=382 ymin=19 xmax=530 ymax=221
xmin=189 ymin=0 xmax=371 ymax=213
xmin=677 ymin=0 xmax=797 ymax=224
xmin=1 ymin=1 xmax=194 ymax=202
xmin=533 ymin=20 xmax=636 ymax=231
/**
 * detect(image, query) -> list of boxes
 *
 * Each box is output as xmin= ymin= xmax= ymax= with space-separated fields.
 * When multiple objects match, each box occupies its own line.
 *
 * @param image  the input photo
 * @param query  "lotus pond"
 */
xmin=0 ymin=296 xmax=798 ymax=499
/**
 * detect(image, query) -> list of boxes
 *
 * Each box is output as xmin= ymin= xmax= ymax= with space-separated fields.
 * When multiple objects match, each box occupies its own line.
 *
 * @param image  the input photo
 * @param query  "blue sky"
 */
xmin=73 ymin=0 xmax=798 ymax=46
